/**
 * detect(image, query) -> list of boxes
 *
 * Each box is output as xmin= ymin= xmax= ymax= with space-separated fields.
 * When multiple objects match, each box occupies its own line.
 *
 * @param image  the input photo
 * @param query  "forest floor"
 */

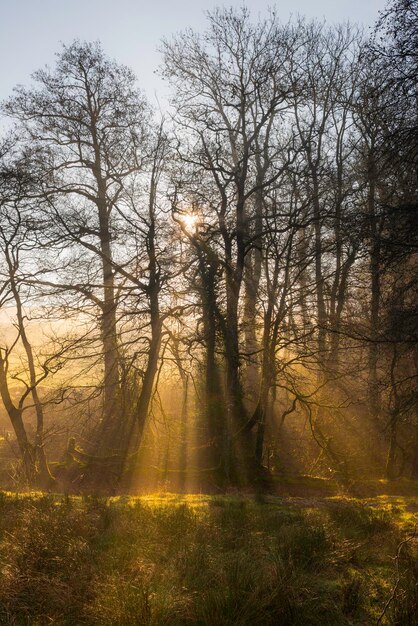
xmin=0 ymin=488 xmax=417 ymax=625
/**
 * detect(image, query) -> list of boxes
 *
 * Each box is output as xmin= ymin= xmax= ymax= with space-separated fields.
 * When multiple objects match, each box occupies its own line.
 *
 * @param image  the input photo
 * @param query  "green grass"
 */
xmin=0 ymin=492 xmax=417 ymax=625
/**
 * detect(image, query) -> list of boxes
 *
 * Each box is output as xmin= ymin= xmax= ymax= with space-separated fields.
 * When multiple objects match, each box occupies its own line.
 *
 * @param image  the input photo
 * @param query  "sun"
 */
xmin=181 ymin=213 xmax=198 ymax=233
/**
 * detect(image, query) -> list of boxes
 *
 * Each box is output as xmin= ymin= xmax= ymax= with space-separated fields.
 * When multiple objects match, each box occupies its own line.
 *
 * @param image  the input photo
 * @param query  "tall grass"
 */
xmin=0 ymin=492 xmax=416 ymax=624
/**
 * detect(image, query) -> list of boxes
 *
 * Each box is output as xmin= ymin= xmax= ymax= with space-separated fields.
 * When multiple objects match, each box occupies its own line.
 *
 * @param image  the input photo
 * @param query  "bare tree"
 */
xmin=3 ymin=41 xmax=150 ymax=456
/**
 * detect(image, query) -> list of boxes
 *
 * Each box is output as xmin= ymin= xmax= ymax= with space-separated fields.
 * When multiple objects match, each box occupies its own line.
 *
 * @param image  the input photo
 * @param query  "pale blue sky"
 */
xmin=0 ymin=0 xmax=387 ymax=105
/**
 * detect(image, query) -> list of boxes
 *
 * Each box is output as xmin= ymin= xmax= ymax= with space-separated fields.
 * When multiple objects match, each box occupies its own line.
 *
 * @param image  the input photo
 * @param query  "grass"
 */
xmin=0 ymin=492 xmax=417 ymax=625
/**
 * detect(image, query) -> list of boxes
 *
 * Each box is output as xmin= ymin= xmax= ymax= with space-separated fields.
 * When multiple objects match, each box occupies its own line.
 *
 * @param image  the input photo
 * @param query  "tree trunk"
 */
xmin=410 ymin=418 xmax=418 ymax=479
xmin=198 ymin=253 xmax=229 ymax=484
xmin=0 ymin=352 xmax=35 ymax=484
xmin=367 ymin=149 xmax=382 ymax=424
xmin=243 ymin=189 xmax=263 ymax=405
xmin=7 ymin=260 xmax=55 ymax=488
xmin=312 ymin=171 xmax=327 ymax=361
xmin=386 ymin=416 xmax=398 ymax=480
xmin=88 ymin=98 xmax=120 ymax=443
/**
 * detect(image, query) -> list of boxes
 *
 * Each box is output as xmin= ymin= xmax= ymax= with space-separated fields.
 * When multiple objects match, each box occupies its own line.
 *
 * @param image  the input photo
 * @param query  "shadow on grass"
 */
xmin=0 ymin=492 xmax=417 ymax=625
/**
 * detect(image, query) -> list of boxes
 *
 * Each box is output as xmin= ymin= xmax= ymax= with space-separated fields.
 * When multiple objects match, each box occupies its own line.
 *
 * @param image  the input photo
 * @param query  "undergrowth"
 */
xmin=0 ymin=492 xmax=416 ymax=625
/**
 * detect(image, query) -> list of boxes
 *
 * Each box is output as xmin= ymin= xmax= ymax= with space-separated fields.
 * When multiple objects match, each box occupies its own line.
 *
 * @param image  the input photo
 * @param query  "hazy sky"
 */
xmin=0 ymin=0 xmax=387 ymax=106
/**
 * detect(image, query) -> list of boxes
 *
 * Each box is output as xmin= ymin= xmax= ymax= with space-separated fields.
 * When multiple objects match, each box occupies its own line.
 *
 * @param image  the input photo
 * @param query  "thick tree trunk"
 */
xmin=97 ymin=186 xmax=120 ymax=438
xmin=198 ymin=254 xmax=229 ymax=483
xmin=224 ymin=182 xmax=248 ymax=424
xmin=87 ymin=99 xmax=120 ymax=443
